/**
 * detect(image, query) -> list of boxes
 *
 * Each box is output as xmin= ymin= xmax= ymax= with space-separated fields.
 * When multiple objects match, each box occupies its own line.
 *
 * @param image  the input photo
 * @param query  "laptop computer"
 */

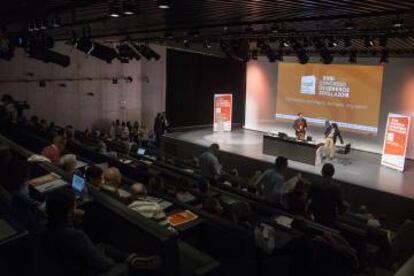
xmin=137 ymin=148 xmax=146 ymax=157
xmin=72 ymin=174 xmax=86 ymax=199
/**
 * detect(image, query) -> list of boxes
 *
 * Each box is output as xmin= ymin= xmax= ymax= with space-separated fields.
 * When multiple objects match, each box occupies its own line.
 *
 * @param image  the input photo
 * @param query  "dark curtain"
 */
xmin=166 ymin=49 xmax=246 ymax=128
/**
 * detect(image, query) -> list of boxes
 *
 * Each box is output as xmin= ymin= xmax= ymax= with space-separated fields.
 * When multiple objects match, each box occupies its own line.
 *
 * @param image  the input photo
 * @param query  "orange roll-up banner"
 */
xmin=381 ymin=113 xmax=411 ymax=172
xmin=213 ymin=94 xmax=233 ymax=132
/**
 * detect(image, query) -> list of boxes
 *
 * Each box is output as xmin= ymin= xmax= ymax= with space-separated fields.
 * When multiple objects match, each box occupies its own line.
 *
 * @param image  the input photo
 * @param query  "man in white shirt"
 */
xmin=128 ymin=183 xmax=168 ymax=226
xmin=199 ymin=143 xmax=223 ymax=181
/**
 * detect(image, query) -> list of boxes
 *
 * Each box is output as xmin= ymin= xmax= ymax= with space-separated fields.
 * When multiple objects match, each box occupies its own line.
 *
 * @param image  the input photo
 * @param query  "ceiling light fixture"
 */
xmin=158 ymin=0 xmax=171 ymax=9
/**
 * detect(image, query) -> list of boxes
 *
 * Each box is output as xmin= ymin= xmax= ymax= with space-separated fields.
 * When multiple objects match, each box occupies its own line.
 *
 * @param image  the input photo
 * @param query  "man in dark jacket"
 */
xmin=310 ymin=163 xmax=346 ymax=226
xmin=324 ymin=122 xmax=344 ymax=159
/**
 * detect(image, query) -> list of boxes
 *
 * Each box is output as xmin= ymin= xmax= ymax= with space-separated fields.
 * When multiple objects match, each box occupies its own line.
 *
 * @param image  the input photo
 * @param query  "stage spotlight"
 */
xmin=393 ymin=17 xmax=403 ymax=28
xmin=364 ymin=36 xmax=374 ymax=47
xmin=51 ymin=16 xmax=62 ymax=28
xmin=109 ymin=1 xmax=121 ymax=18
xmin=76 ymin=38 xmax=118 ymax=63
xmin=158 ymin=0 xmax=171 ymax=9
xmin=133 ymin=44 xmax=160 ymax=60
xmin=349 ymin=50 xmax=357 ymax=63
xmin=379 ymin=35 xmax=388 ymax=47
xmin=40 ymin=20 xmax=47 ymax=30
xmin=116 ymin=43 xmax=140 ymax=62
xmin=328 ymin=37 xmax=338 ymax=48
xmin=123 ymin=1 xmax=137 ymax=15
xmin=344 ymin=37 xmax=352 ymax=48
xmin=279 ymin=38 xmax=290 ymax=48
xmin=33 ymin=20 xmax=40 ymax=32
xmin=345 ymin=20 xmax=355 ymax=30
xmin=26 ymin=47 xmax=71 ymax=67
xmin=203 ymin=40 xmax=212 ymax=49
xmin=319 ymin=47 xmax=333 ymax=64
xmin=380 ymin=49 xmax=389 ymax=63
xmin=270 ymin=23 xmax=279 ymax=33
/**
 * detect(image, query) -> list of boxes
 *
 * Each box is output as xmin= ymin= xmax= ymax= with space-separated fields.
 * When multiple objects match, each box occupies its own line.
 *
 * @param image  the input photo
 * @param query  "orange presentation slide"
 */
xmin=275 ymin=63 xmax=384 ymax=133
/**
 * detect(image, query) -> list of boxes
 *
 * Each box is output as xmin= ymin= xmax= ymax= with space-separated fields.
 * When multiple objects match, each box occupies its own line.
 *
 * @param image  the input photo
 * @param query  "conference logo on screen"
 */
xmin=300 ymin=75 xmax=316 ymax=95
xmin=318 ymin=75 xmax=350 ymax=98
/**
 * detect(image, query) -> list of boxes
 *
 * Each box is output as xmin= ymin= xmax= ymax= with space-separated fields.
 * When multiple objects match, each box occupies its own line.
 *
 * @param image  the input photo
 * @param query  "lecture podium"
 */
xmin=262 ymin=134 xmax=318 ymax=165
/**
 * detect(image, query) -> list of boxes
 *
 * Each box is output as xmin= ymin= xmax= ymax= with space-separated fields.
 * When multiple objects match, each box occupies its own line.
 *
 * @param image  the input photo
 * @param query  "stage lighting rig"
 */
xmin=132 ymin=43 xmax=160 ymax=60
xmin=158 ymin=0 xmax=171 ymax=9
xmin=74 ymin=37 xmax=118 ymax=63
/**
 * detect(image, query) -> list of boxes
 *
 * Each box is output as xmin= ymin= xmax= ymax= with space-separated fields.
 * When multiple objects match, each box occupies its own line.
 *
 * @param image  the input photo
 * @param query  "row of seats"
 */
xmin=2 ymin=119 xmax=413 ymax=275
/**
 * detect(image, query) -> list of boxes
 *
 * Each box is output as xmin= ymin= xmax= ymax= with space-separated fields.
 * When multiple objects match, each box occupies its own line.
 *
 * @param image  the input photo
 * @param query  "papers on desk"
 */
xmin=182 ymin=168 xmax=194 ymax=174
xmin=140 ymin=160 xmax=153 ymax=166
xmin=274 ymin=215 xmax=294 ymax=228
xmin=27 ymin=173 xmax=60 ymax=187
xmin=75 ymin=160 xmax=88 ymax=169
xmin=118 ymin=189 xmax=131 ymax=199
xmin=34 ymin=179 xmax=68 ymax=193
xmin=168 ymin=210 xmax=198 ymax=227
xmin=146 ymin=196 xmax=173 ymax=210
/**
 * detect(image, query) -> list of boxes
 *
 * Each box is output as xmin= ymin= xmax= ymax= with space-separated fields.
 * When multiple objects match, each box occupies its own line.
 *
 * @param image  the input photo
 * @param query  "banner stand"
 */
xmin=381 ymin=113 xmax=411 ymax=172
xmin=213 ymin=94 xmax=233 ymax=132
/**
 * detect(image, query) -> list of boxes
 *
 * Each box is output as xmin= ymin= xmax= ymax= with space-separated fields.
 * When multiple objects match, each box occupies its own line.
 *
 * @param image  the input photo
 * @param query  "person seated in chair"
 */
xmin=85 ymin=165 xmax=105 ymax=189
xmin=45 ymin=189 xmax=159 ymax=275
xmin=258 ymin=156 xmax=290 ymax=207
xmin=59 ymin=154 xmax=78 ymax=174
xmin=309 ymin=163 xmax=346 ymax=226
xmin=41 ymin=135 xmax=66 ymax=165
xmin=128 ymin=183 xmax=169 ymax=226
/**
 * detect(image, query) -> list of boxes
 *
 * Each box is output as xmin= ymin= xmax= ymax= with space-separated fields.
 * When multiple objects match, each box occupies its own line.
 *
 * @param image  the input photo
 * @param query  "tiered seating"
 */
xmin=1 ymin=119 xmax=412 ymax=275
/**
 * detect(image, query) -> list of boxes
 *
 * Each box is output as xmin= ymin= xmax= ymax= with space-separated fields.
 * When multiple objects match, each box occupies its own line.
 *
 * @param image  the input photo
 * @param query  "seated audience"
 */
xmin=45 ymin=189 xmax=135 ymax=275
xmin=287 ymin=177 xmax=311 ymax=217
xmin=41 ymin=134 xmax=66 ymax=165
xmin=175 ymin=177 xmax=196 ymax=203
xmin=85 ymin=165 xmax=104 ymax=189
xmin=1 ymin=152 xmax=44 ymax=231
xmin=202 ymin=198 xmax=224 ymax=217
xmin=309 ymin=163 xmax=346 ymax=226
xmin=147 ymin=175 xmax=166 ymax=195
xmin=128 ymin=183 xmax=168 ymax=226
xmin=102 ymin=167 xmax=130 ymax=200
xmin=199 ymin=143 xmax=223 ymax=181
xmin=197 ymin=178 xmax=211 ymax=199
xmin=59 ymin=154 xmax=78 ymax=174
xmin=258 ymin=156 xmax=289 ymax=206
xmin=389 ymin=219 xmax=414 ymax=269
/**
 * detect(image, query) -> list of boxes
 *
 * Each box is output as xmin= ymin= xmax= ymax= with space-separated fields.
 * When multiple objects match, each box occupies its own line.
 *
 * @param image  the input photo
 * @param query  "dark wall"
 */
xmin=166 ymin=49 xmax=246 ymax=128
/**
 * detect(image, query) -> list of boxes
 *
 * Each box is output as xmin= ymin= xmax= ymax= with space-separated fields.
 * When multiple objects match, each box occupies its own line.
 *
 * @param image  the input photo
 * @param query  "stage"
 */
xmin=164 ymin=128 xmax=414 ymax=201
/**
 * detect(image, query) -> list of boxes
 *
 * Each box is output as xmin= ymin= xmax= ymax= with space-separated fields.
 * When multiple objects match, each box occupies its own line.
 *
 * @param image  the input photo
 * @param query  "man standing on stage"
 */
xmin=293 ymin=112 xmax=307 ymax=140
xmin=324 ymin=122 xmax=344 ymax=160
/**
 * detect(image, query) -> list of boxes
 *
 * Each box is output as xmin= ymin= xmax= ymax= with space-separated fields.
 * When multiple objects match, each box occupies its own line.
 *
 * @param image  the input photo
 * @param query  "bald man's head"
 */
xmin=130 ymin=183 xmax=146 ymax=197
xmin=104 ymin=167 xmax=122 ymax=188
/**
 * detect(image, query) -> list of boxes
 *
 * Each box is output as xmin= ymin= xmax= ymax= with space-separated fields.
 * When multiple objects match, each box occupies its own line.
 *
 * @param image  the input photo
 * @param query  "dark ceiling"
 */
xmin=2 ymin=0 xmax=414 ymax=58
